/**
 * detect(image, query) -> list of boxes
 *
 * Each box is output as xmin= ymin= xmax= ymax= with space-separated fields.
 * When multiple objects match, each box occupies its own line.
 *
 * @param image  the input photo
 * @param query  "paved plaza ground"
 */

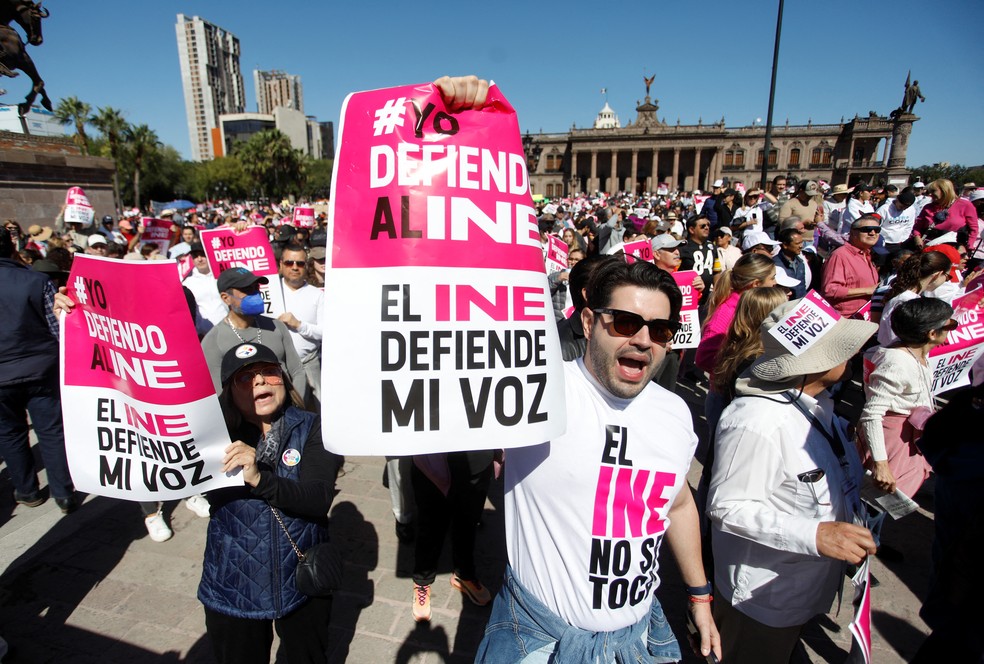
xmin=0 ymin=376 xmax=937 ymax=662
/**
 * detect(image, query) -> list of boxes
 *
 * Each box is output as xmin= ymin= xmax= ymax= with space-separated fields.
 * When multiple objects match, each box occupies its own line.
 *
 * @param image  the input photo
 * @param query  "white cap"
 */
xmin=712 ymin=179 xmax=725 ymax=188
xmin=969 ymin=189 xmax=984 ymax=203
xmin=87 ymin=234 xmax=106 ymax=247
xmin=912 ymin=181 xmax=926 ymax=188
xmin=651 ymin=235 xmax=685 ymax=252
xmin=741 ymin=230 xmax=781 ymax=252
xmin=774 ymin=269 xmax=801 ymax=288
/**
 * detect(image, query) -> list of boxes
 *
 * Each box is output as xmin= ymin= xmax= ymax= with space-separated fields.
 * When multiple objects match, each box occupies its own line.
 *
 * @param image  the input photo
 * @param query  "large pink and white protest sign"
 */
xmin=323 ymin=81 xmax=566 ymax=455
xmin=671 ymin=270 xmax=701 ymax=349
xmin=847 ymin=558 xmax=873 ymax=663
xmin=693 ymin=194 xmax=710 ymax=214
xmin=60 ymin=255 xmax=241 ymax=501
xmin=769 ymin=290 xmax=841 ymax=355
xmin=293 ymin=206 xmax=316 ymax=229
xmin=140 ymin=217 xmax=173 ymax=255
xmin=545 ymin=234 xmax=569 ymax=274
xmin=64 ymin=186 xmax=95 ymax=227
xmin=200 ymin=226 xmax=285 ymax=318
xmin=623 ymin=238 xmax=654 ymax=265
xmin=928 ymin=287 xmax=984 ymax=394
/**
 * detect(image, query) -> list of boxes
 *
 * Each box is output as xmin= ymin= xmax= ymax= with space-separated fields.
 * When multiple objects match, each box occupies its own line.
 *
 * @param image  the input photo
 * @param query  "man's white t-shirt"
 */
xmin=875 ymin=201 xmax=916 ymax=245
xmin=505 ymin=358 xmax=698 ymax=632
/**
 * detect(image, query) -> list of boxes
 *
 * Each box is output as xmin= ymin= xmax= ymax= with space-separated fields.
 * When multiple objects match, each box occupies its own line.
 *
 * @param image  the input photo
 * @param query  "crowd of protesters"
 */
xmin=3 ymin=75 xmax=983 ymax=662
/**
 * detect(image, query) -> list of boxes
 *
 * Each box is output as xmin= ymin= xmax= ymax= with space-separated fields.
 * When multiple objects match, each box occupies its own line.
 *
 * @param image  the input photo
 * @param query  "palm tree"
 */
xmin=91 ymin=107 xmax=128 ymax=213
xmin=124 ymin=124 xmax=160 ymax=209
xmin=234 ymin=129 xmax=304 ymax=198
xmin=54 ymin=96 xmax=92 ymax=155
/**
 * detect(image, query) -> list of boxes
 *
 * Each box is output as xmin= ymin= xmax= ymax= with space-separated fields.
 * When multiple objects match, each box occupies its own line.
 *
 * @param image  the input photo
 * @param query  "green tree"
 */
xmin=124 ymin=124 xmax=161 ymax=209
xmin=301 ymin=158 xmax=333 ymax=198
xmin=186 ymin=156 xmax=250 ymax=202
xmin=233 ymin=129 xmax=305 ymax=198
xmin=911 ymin=163 xmax=984 ymax=188
xmin=91 ymin=106 xmax=129 ymax=213
xmin=54 ymin=96 xmax=92 ymax=155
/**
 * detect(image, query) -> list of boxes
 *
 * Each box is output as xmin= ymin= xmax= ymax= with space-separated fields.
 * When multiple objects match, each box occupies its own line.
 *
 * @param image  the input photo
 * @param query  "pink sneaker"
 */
xmin=412 ymin=583 xmax=431 ymax=622
xmin=450 ymin=573 xmax=491 ymax=606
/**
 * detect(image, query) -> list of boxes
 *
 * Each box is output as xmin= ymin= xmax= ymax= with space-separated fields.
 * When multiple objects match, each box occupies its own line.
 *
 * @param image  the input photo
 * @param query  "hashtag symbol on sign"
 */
xmin=73 ymin=275 xmax=88 ymax=305
xmin=372 ymin=97 xmax=407 ymax=136
xmin=211 ymin=237 xmax=222 ymax=249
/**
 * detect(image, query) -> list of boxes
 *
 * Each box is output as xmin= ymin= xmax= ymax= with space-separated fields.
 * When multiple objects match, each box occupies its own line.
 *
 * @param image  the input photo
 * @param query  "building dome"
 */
xmin=594 ymin=102 xmax=621 ymax=129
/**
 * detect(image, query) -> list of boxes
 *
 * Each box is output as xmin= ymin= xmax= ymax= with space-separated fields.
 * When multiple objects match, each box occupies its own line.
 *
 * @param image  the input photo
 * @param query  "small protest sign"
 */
xmin=671 ymin=270 xmax=701 ymax=349
xmin=200 ymin=226 xmax=285 ymax=318
xmin=623 ymin=238 xmax=654 ymax=265
xmin=64 ymin=186 xmax=95 ymax=227
xmin=293 ymin=206 xmax=316 ymax=229
xmin=140 ymin=217 xmax=174 ymax=255
xmin=768 ymin=290 xmax=841 ymax=355
xmin=323 ymin=81 xmax=566 ymax=455
xmin=928 ymin=288 xmax=984 ymax=394
xmin=60 ymin=255 xmax=241 ymax=501
xmin=545 ymin=235 xmax=569 ymax=274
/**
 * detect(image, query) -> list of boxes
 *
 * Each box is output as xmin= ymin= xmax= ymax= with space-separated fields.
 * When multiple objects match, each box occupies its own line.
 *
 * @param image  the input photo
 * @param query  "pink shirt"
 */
xmin=696 ymin=291 xmax=741 ymax=374
xmin=914 ymin=197 xmax=979 ymax=249
xmin=821 ymin=243 xmax=878 ymax=316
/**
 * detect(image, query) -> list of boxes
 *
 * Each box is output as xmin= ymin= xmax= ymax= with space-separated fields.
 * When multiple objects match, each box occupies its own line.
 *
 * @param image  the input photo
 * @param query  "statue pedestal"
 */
xmin=0 ymin=129 xmax=115 ymax=229
xmin=884 ymin=112 xmax=919 ymax=186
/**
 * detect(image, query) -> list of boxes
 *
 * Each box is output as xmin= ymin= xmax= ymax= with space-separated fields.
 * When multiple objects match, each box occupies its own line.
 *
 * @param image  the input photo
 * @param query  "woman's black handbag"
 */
xmin=270 ymin=506 xmax=342 ymax=597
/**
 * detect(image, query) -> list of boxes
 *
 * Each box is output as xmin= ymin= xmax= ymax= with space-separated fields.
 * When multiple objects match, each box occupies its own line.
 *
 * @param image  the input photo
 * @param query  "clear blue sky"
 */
xmin=17 ymin=0 xmax=984 ymax=167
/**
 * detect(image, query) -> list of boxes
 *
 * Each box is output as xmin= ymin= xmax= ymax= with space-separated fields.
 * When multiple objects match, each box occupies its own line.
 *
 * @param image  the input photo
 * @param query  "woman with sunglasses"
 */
xmin=913 ymin=179 xmax=979 ymax=251
xmin=199 ymin=342 xmax=342 ymax=664
xmin=858 ymin=298 xmax=954 ymax=543
xmin=877 ymin=251 xmax=952 ymax=346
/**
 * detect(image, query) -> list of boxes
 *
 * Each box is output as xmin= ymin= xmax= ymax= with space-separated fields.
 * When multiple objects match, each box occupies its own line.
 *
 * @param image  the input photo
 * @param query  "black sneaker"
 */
xmin=14 ymin=491 xmax=45 ymax=507
xmin=55 ymin=495 xmax=79 ymax=514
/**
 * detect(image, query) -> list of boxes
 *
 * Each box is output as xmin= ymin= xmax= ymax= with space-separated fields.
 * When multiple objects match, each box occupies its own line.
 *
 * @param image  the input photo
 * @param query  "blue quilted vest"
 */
xmin=197 ymin=407 xmax=328 ymax=619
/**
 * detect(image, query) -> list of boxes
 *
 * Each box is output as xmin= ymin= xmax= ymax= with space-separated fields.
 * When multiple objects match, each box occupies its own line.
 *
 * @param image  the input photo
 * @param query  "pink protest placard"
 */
xmin=852 ymin=300 xmax=872 ymax=321
xmin=671 ymin=270 xmax=701 ymax=349
xmin=656 ymin=184 xmax=669 ymax=196
xmin=293 ymin=206 xmax=315 ymax=229
xmin=545 ymin=235 xmax=569 ymax=274
xmin=64 ymin=186 xmax=95 ymax=227
xmin=60 ymin=255 xmax=240 ymax=501
xmin=140 ymin=217 xmax=173 ymax=255
xmin=623 ymin=238 xmax=655 ymax=265
xmin=928 ymin=291 xmax=984 ymax=394
xmin=848 ymin=558 xmax=873 ymax=663
xmin=199 ymin=226 xmax=284 ymax=318
xmin=324 ymin=81 xmax=566 ymax=455
xmin=769 ymin=290 xmax=841 ymax=355
xmin=693 ymin=195 xmax=710 ymax=214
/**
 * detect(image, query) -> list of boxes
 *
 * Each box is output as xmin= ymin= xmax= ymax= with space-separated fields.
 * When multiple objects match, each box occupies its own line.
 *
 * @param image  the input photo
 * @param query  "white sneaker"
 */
xmin=145 ymin=511 xmax=173 ymax=542
xmin=185 ymin=494 xmax=211 ymax=518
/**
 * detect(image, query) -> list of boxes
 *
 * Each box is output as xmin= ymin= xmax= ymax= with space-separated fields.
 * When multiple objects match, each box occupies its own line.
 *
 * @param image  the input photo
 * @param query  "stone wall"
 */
xmin=0 ymin=131 xmax=116 ymax=229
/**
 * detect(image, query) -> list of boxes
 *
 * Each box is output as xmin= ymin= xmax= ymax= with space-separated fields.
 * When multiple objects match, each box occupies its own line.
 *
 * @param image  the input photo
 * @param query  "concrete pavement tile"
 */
xmin=332 ymin=594 xmax=402 ymax=637
xmin=65 ymin=604 xmax=138 ymax=640
xmin=111 ymin=585 xmax=203 ymax=625
xmin=108 ymin=621 xmax=205 ymax=658
xmin=105 ymin=549 xmax=203 ymax=592
xmin=79 ymin=578 xmax=139 ymax=612
xmin=344 ymin=632 xmax=430 ymax=663
xmin=174 ymin=602 xmax=207 ymax=635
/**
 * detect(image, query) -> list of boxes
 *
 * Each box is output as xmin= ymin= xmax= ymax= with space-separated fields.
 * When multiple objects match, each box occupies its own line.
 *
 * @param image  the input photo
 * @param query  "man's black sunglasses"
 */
xmin=592 ymin=308 xmax=680 ymax=343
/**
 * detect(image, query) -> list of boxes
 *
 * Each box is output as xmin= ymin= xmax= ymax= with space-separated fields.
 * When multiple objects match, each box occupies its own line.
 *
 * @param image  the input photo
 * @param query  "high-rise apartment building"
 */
xmin=254 ymin=70 xmax=304 ymax=115
xmin=175 ymin=14 xmax=246 ymax=161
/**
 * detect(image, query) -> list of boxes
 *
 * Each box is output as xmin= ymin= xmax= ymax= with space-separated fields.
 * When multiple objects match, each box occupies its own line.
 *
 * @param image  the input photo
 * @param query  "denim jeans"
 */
xmin=0 ymin=374 xmax=74 ymax=499
xmin=476 ymin=565 xmax=680 ymax=663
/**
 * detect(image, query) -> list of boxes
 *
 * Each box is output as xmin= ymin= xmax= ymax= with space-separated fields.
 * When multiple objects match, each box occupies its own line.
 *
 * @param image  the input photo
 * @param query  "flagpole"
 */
xmin=761 ymin=0 xmax=784 ymax=191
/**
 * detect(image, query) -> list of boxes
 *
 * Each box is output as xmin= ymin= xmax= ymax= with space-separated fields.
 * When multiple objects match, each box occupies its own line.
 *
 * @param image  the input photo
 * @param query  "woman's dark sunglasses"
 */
xmin=592 ymin=308 xmax=680 ymax=343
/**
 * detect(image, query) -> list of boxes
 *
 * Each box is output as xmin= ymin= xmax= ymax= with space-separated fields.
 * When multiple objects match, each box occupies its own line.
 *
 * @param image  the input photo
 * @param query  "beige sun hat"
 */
xmin=736 ymin=299 xmax=877 ymax=395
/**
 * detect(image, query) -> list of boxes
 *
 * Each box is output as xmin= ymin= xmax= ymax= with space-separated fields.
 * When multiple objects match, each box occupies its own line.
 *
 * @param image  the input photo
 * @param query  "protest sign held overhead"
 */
xmin=200 ymin=226 xmax=285 ymax=318
xmin=292 ymin=205 xmax=315 ymax=229
xmin=140 ymin=217 xmax=174 ymax=255
xmin=544 ymin=235 xmax=568 ymax=274
xmin=622 ymin=238 xmax=654 ymax=265
xmin=324 ymin=81 xmax=566 ymax=455
xmin=60 ymin=255 xmax=241 ymax=501
xmin=671 ymin=270 xmax=700 ymax=349
xmin=64 ymin=186 xmax=95 ymax=227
